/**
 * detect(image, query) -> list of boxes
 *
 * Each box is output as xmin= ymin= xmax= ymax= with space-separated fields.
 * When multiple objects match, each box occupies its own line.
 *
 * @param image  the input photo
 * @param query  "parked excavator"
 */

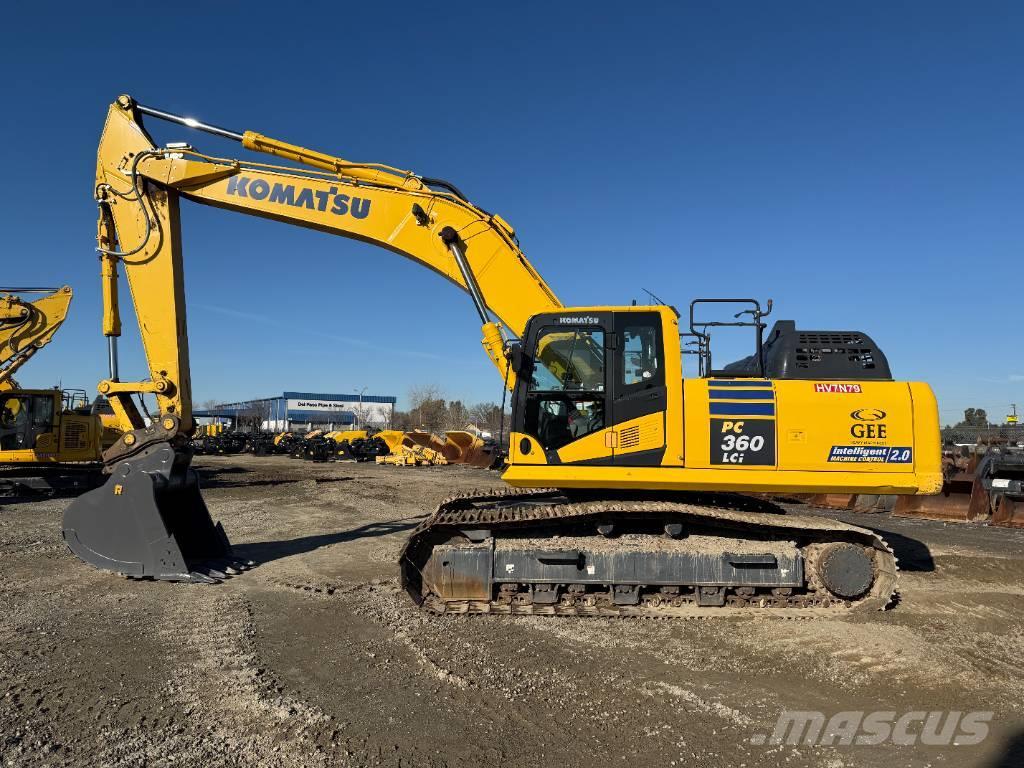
xmin=1 ymin=286 xmax=119 ymax=494
xmin=63 ymin=95 xmax=943 ymax=613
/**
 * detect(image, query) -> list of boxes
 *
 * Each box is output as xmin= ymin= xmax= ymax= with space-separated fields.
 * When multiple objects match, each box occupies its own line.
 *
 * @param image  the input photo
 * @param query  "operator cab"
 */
xmin=0 ymin=391 xmax=56 ymax=451
xmin=511 ymin=308 xmax=668 ymax=464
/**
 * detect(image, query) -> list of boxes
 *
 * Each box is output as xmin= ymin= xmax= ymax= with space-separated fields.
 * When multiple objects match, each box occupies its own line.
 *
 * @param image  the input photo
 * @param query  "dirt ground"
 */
xmin=2 ymin=455 xmax=1023 ymax=768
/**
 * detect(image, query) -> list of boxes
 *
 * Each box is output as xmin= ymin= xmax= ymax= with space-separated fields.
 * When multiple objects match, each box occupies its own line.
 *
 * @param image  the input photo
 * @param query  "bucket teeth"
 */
xmin=195 ymin=557 xmax=258 ymax=579
xmin=188 ymin=571 xmax=220 ymax=584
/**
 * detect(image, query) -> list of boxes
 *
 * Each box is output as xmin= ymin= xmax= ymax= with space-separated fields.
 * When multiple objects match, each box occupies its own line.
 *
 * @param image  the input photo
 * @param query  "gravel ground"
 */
xmin=2 ymin=455 xmax=1023 ymax=768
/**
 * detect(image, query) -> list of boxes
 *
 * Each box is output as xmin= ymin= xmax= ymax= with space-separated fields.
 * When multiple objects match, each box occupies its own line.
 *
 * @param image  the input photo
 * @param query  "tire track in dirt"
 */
xmin=88 ymin=587 xmax=341 ymax=768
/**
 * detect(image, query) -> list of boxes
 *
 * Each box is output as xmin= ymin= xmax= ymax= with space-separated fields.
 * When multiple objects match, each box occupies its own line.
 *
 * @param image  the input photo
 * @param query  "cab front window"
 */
xmin=524 ymin=327 xmax=606 ymax=451
xmin=529 ymin=329 xmax=605 ymax=392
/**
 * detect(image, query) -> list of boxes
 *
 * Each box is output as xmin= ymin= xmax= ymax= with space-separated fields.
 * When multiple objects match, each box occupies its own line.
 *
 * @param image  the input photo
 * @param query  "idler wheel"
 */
xmin=816 ymin=543 xmax=874 ymax=599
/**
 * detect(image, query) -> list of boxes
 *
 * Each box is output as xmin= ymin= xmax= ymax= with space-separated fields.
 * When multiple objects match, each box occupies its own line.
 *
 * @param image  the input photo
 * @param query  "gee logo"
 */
xmin=850 ymin=409 xmax=887 ymax=439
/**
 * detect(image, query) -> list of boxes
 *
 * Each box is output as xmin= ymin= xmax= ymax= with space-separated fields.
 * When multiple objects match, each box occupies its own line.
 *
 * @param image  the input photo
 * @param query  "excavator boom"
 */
xmin=1 ymin=286 xmax=74 ymax=391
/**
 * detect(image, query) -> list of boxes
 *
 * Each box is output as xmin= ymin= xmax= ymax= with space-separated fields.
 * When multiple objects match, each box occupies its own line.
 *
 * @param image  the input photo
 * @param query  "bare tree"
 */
xmin=468 ymin=402 xmax=508 ymax=433
xmin=408 ymin=384 xmax=443 ymax=411
xmin=235 ymin=401 xmax=268 ymax=433
xmin=407 ymin=384 xmax=445 ymax=430
xmin=443 ymin=400 xmax=469 ymax=431
xmin=392 ymin=389 xmax=508 ymax=434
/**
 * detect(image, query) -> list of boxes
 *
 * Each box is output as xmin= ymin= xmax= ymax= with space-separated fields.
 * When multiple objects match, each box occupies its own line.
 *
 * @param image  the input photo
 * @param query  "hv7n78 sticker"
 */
xmin=710 ymin=419 xmax=776 ymax=466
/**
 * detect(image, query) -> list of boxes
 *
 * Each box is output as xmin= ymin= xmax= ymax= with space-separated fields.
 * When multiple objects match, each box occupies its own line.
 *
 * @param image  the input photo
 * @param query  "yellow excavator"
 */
xmin=63 ymin=96 xmax=942 ymax=613
xmin=1 ymin=286 xmax=117 ymax=493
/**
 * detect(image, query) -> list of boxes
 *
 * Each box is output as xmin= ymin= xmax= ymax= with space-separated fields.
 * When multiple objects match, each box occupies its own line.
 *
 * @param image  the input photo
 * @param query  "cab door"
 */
xmin=610 ymin=312 xmax=667 ymax=465
xmin=511 ymin=314 xmax=614 ymax=465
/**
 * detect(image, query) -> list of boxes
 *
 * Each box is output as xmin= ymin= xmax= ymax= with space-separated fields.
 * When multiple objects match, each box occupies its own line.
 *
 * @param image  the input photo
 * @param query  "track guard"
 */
xmin=62 ymin=443 xmax=240 ymax=582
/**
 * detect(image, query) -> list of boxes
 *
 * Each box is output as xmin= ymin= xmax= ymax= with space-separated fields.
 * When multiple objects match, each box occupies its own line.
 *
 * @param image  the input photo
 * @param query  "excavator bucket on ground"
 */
xmin=404 ymin=431 xmax=448 ymax=454
xmin=976 ymin=449 xmax=1024 ymax=528
xmin=893 ymin=447 xmax=985 ymax=522
xmin=795 ymin=493 xmax=897 ymax=513
xmin=798 ymin=493 xmax=860 ymax=511
xmin=373 ymin=430 xmax=406 ymax=454
xmin=373 ymin=431 xmax=446 ymax=466
xmin=373 ymin=430 xmax=448 ymax=466
xmin=892 ymin=475 xmax=984 ymax=522
xmin=62 ymin=444 xmax=250 ymax=582
xmin=441 ymin=430 xmax=494 ymax=468
xmin=756 ymin=490 xmax=900 ymax=518
xmin=893 ymin=442 xmax=1024 ymax=526
xmin=849 ymin=494 xmax=898 ymax=513
xmin=376 ymin=444 xmax=447 ymax=466
xmin=992 ymin=496 xmax=1024 ymax=527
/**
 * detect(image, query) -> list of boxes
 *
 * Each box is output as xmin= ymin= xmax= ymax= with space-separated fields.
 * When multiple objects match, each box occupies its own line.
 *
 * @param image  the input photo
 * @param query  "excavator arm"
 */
xmin=93 ymin=95 xmax=561 ymax=443
xmin=0 ymin=286 xmax=74 ymax=392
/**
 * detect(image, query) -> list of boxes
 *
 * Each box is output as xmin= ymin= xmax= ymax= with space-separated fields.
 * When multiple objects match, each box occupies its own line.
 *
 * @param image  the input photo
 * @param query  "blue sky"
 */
xmin=2 ymin=2 xmax=1021 ymax=424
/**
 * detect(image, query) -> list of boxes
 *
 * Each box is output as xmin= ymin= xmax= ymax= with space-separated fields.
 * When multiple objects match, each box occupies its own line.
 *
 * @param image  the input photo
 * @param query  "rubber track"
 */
xmin=399 ymin=487 xmax=899 ymax=617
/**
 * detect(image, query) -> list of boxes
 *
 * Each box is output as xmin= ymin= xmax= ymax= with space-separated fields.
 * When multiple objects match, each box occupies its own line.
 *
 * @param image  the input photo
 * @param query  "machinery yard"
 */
xmin=4 ymin=5 xmax=1023 ymax=767
xmin=3 ymin=455 xmax=1023 ymax=768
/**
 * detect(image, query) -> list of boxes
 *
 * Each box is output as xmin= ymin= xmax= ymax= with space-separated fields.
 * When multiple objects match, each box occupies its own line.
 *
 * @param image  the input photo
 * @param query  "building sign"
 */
xmin=285 ymin=397 xmax=393 ymax=425
xmin=287 ymin=399 xmax=352 ymax=412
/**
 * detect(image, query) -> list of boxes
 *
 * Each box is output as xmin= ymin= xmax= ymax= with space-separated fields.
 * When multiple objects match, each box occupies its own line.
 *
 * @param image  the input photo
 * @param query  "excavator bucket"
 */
xmin=442 ymin=430 xmax=494 ymax=468
xmin=801 ymin=494 xmax=894 ymax=513
xmin=849 ymin=494 xmax=898 ymax=513
xmin=893 ymin=450 xmax=985 ymax=523
xmin=980 ymin=449 xmax=1024 ymax=528
xmin=62 ymin=444 xmax=249 ymax=582
xmin=404 ymin=431 xmax=448 ymax=454
xmin=373 ymin=431 xmax=448 ymax=466
xmin=992 ymin=496 xmax=1024 ymax=528
xmin=801 ymin=493 xmax=859 ymax=511
xmin=371 ymin=430 xmax=449 ymax=466
xmin=374 ymin=430 xmax=407 ymax=453
xmin=892 ymin=478 xmax=986 ymax=522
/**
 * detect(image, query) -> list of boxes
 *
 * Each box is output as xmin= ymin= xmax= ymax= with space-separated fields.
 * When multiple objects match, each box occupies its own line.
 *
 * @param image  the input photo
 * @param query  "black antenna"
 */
xmin=642 ymin=287 xmax=667 ymax=305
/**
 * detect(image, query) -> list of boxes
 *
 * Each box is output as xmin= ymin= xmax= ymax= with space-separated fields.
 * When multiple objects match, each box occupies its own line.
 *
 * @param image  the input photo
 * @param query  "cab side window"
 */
xmin=32 ymin=395 xmax=54 ymax=429
xmin=622 ymin=324 xmax=661 ymax=387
